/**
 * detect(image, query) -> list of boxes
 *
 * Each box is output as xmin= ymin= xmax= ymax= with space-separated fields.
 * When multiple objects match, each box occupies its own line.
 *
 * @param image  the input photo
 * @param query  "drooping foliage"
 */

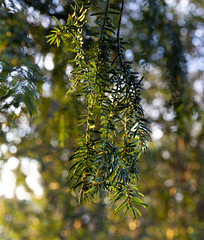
xmin=0 ymin=3 xmax=41 ymax=116
xmin=47 ymin=0 xmax=151 ymax=219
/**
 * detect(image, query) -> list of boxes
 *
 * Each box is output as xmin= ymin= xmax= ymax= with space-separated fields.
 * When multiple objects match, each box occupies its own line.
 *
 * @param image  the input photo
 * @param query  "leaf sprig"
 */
xmin=46 ymin=0 xmax=151 ymax=220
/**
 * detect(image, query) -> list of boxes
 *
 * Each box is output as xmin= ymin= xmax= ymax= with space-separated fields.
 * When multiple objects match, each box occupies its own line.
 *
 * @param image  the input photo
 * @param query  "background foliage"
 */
xmin=0 ymin=0 xmax=203 ymax=239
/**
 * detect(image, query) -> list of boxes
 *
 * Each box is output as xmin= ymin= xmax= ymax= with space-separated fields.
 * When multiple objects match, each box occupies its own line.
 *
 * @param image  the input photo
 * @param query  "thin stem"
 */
xmin=101 ymin=0 xmax=110 ymax=36
xmin=95 ymin=0 xmax=110 ymax=94
xmin=117 ymin=0 xmax=125 ymax=68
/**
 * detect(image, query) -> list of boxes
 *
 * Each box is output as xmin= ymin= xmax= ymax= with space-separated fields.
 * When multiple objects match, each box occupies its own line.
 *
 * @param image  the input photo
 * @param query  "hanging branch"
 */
xmin=46 ymin=0 xmax=151 ymax=221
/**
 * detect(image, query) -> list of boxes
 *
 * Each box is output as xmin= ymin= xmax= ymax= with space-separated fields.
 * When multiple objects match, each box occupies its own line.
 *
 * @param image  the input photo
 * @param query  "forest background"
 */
xmin=0 ymin=0 xmax=203 ymax=239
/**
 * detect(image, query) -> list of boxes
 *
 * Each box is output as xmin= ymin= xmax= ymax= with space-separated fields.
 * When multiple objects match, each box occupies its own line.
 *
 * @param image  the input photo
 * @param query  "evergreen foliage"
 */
xmin=47 ymin=0 xmax=151 ymax=219
xmin=0 ymin=3 xmax=41 ymax=116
